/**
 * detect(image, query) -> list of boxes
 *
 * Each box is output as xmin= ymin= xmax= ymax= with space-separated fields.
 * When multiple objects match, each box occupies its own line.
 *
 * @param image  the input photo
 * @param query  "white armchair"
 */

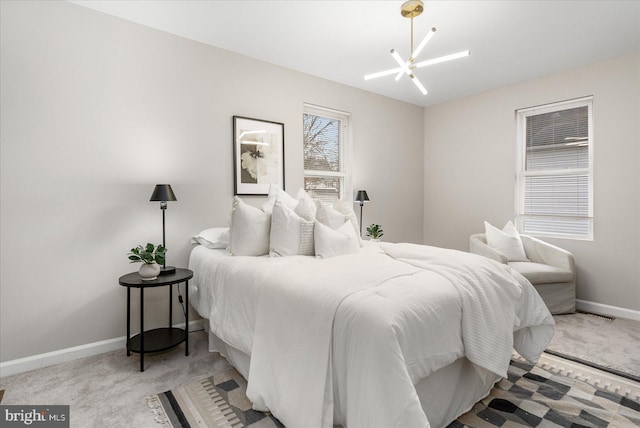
xmin=470 ymin=233 xmax=576 ymax=314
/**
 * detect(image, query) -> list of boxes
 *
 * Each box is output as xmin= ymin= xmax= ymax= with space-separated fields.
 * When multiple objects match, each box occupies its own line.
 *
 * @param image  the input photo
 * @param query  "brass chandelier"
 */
xmin=364 ymin=0 xmax=470 ymax=95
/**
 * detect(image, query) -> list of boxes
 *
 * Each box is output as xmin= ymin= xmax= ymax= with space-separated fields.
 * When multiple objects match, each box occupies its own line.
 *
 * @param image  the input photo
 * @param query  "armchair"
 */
xmin=470 ymin=233 xmax=576 ymax=314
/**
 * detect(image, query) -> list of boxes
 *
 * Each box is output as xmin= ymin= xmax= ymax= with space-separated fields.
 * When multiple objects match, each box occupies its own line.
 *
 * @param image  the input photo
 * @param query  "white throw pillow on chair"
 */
xmin=484 ymin=221 xmax=529 ymax=262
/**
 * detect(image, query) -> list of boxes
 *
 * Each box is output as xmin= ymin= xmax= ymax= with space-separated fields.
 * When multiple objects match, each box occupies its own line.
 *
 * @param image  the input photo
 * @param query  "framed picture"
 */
xmin=233 ymin=116 xmax=285 ymax=196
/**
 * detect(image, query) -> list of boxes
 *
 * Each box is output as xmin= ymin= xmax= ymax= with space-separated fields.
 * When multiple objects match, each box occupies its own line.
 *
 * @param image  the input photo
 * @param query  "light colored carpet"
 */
xmin=547 ymin=312 xmax=640 ymax=378
xmin=0 ymin=331 xmax=229 ymax=427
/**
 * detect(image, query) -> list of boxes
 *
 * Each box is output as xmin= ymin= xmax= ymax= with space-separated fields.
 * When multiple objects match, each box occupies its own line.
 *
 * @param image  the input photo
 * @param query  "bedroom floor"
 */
xmin=1 ymin=314 xmax=639 ymax=428
xmin=0 ymin=331 xmax=224 ymax=427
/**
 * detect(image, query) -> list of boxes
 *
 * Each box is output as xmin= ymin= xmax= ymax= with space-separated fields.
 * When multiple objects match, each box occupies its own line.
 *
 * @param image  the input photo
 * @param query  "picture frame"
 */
xmin=232 ymin=116 xmax=285 ymax=196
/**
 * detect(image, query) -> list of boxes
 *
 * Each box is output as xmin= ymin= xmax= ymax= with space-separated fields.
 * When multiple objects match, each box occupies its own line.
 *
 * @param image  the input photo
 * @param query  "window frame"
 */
xmin=303 ymin=103 xmax=352 ymax=203
xmin=515 ymin=96 xmax=594 ymax=241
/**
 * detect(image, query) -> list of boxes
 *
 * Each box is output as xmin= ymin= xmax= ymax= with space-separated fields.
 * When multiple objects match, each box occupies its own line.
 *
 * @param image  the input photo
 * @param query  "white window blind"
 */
xmin=303 ymin=104 xmax=351 ymax=203
xmin=516 ymin=97 xmax=593 ymax=240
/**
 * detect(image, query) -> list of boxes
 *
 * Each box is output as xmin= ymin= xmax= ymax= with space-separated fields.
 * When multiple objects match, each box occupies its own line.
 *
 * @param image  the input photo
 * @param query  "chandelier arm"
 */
xmin=412 ymin=28 xmax=436 ymax=59
xmin=364 ymin=66 xmax=404 ymax=80
xmin=390 ymin=50 xmax=412 ymax=76
xmin=413 ymin=50 xmax=470 ymax=69
xmin=394 ymin=27 xmax=436 ymax=81
xmin=394 ymin=59 xmax=413 ymax=81
xmin=410 ymin=74 xmax=428 ymax=95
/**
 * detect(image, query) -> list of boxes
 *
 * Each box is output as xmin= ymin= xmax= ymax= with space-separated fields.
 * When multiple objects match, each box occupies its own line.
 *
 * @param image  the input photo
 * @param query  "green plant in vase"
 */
xmin=366 ymin=224 xmax=384 ymax=242
xmin=127 ymin=243 xmax=167 ymax=280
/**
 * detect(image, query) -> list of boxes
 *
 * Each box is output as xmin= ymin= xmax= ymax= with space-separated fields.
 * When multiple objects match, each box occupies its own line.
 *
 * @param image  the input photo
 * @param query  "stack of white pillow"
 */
xmin=191 ymin=185 xmax=363 ymax=259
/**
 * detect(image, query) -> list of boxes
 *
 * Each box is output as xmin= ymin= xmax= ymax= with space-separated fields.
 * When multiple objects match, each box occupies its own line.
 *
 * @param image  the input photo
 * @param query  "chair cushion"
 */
xmin=508 ymin=262 xmax=574 ymax=284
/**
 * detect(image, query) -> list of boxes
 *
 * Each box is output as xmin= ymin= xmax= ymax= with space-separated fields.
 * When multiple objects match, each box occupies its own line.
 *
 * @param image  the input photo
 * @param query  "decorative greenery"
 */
xmin=127 ymin=243 xmax=166 ymax=265
xmin=366 ymin=224 xmax=384 ymax=240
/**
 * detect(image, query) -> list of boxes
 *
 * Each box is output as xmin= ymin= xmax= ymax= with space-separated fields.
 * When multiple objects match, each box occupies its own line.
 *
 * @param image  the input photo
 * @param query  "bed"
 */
xmin=188 ymin=240 xmax=555 ymax=428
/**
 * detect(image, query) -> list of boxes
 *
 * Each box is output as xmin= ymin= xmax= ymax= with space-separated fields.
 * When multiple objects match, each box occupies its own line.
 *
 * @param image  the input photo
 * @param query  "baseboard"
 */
xmin=0 ymin=319 xmax=204 ymax=378
xmin=576 ymin=299 xmax=640 ymax=321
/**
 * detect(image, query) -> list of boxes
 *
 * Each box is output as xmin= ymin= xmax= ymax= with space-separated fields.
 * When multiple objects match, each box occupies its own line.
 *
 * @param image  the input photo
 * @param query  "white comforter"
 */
xmin=189 ymin=243 xmax=554 ymax=428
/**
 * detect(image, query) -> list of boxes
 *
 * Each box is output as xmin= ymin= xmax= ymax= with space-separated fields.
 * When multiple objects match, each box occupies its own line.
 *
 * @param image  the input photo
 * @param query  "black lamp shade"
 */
xmin=355 ymin=190 xmax=370 ymax=203
xmin=150 ymin=184 xmax=177 ymax=202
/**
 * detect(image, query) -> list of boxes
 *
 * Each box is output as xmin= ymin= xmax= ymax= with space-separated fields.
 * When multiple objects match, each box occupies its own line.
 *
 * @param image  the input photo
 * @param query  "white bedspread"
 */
xmin=189 ymin=243 xmax=554 ymax=428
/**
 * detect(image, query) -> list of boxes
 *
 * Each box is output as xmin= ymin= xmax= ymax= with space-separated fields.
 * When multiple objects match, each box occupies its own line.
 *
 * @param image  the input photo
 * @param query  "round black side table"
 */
xmin=119 ymin=268 xmax=193 ymax=372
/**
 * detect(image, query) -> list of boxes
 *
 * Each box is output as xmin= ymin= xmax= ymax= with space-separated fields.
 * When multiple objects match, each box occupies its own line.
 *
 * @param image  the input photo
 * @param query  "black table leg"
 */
xmin=185 ymin=280 xmax=189 ymax=356
xmin=169 ymin=284 xmax=173 ymax=328
xmin=140 ymin=287 xmax=144 ymax=372
xmin=126 ymin=287 xmax=131 ymax=357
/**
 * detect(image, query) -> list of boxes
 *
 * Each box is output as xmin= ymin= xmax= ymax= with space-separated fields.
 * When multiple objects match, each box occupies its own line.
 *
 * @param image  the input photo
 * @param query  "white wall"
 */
xmin=424 ymin=53 xmax=640 ymax=312
xmin=0 ymin=1 xmax=424 ymax=362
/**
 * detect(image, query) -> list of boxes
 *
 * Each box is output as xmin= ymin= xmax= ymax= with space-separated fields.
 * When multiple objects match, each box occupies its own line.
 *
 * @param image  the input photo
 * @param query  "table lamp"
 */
xmin=150 ymin=184 xmax=177 ymax=275
xmin=354 ymin=190 xmax=370 ymax=237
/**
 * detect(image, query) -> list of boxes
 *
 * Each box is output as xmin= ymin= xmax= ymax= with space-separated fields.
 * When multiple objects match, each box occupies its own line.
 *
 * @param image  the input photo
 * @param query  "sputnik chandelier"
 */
xmin=364 ymin=0 xmax=470 ymax=95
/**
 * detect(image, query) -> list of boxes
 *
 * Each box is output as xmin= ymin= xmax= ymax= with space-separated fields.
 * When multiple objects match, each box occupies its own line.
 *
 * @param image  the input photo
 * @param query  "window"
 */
xmin=516 ymin=97 xmax=593 ymax=240
xmin=303 ymin=104 xmax=351 ymax=203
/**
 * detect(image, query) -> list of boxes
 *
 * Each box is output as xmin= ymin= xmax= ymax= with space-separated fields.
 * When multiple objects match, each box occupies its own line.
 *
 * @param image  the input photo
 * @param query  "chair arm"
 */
xmin=520 ymin=235 xmax=575 ymax=273
xmin=469 ymin=234 xmax=508 ymax=264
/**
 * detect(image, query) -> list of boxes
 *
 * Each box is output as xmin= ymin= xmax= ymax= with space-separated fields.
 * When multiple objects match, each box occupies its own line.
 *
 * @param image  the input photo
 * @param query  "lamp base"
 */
xmin=159 ymin=266 xmax=176 ymax=275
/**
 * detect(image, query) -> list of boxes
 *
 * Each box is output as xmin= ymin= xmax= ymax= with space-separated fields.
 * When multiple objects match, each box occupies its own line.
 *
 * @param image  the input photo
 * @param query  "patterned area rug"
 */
xmin=148 ymin=353 xmax=640 ymax=428
xmin=450 ymin=353 xmax=640 ymax=427
xmin=148 ymin=367 xmax=283 ymax=428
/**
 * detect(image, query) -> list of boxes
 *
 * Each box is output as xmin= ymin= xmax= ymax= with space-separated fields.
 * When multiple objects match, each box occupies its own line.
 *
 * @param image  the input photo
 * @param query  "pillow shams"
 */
xmin=484 ymin=220 xmax=529 ymax=262
xmin=262 ymin=184 xmax=297 ymax=215
xmin=333 ymin=199 xmax=364 ymax=246
xmin=294 ymin=188 xmax=316 ymax=221
xmin=314 ymin=220 xmax=360 ymax=259
xmin=315 ymin=201 xmax=349 ymax=229
xmin=229 ymin=197 xmax=271 ymax=256
xmin=191 ymin=227 xmax=229 ymax=249
xmin=270 ymin=200 xmax=314 ymax=257
xmin=316 ymin=200 xmax=363 ymax=247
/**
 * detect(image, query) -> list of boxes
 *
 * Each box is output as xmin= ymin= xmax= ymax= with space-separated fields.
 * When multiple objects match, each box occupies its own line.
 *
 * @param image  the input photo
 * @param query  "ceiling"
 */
xmin=70 ymin=1 xmax=640 ymax=107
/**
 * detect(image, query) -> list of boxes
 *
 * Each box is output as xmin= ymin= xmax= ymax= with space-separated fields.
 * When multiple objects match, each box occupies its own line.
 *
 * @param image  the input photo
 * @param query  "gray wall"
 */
xmin=0 ymin=1 xmax=424 ymax=362
xmin=423 ymin=53 xmax=640 ymax=312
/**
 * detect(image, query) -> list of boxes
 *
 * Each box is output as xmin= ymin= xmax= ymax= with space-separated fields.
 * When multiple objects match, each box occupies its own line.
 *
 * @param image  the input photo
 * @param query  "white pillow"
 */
xmin=333 ymin=199 xmax=364 ymax=246
xmin=294 ymin=188 xmax=317 ymax=221
xmin=269 ymin=200 xmax=314 ymax=257
xmin=315 ymin=201 xmax=349 ymax=229
xmin=191 ymin=227 xmax=229 ymax=249
xmin=314 ymin=220 xmax=360 ymax=259
xmin=229 ymin=197 xmax=271 ymax=256
xmin=484 ymin=221 xmax=529 ymax=262
xmin=262 ymin=184 xmax=297 ymax=215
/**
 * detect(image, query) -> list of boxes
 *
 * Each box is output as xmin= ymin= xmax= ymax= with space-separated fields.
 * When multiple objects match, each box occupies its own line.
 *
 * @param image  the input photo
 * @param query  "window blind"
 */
xmin=516 ymin=98 xmax=593 ymax=240
xmin=303 ymin=105 xmax=351 ymax=203
xmin=303 ymin=113 xmax=342 ymax=173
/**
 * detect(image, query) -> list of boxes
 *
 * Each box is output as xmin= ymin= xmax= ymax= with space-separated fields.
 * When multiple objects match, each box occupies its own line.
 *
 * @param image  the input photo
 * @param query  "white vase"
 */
xmin=370 ymin=238 xmax=381 ymax=243
xmin=139 ymin=263 xmax=160 ymax=281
